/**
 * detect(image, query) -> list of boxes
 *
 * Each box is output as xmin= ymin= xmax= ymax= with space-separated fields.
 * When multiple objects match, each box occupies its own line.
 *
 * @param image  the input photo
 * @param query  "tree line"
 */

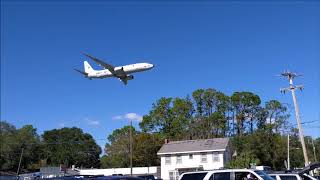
xmin=102 ymin=88 xmax=320 ymax=170
xmin=1 ymin=88 xmax=319 ymax=174
xmin=0 ymin=123 xmax=101 ymax=174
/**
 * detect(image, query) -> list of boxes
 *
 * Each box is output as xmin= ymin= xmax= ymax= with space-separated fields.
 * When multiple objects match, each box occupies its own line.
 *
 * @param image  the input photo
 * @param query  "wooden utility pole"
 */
xmin=280 ymin=71 xmax=309 ymax=166
xmin=130 ymin=120 xmax=133 ymax=176
xmin=16 ymin=148 xmax=24 ymax=177
xmin=287 ymin=134 xmax=290 ymax=170
xmin=311 ymin=138 xmax=317 ymax=162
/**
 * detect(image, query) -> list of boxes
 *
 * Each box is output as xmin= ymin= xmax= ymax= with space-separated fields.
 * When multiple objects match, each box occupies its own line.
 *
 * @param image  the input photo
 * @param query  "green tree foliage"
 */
xmin=133 ymin=133 xmax=163 ymax=167
xmin=139 ymin=97 xmax=194 ymax=140
xmin=3 ymin=88 xmax=317 ymax=172
xmin=137 ymin=88 xmax=316 ymax=170
xmin=230 ymin=92 xmax=261 ymax=135
xmin=140 ymin=89 xmax=232 ymax=140
xmin=101 ymin=126 xmax=163 ymax=168
xmin=226 ymin=151 xmax=260 ymax=169
xmin=42 ymin=127 xmax=101 ymax=168
xmin=313 ymin=137 xmax=320 ymax=163
xmin=102 ymin=126 xmax=136 ymax=168
xmin=0 ymin=121 xmax=42 ymax=172
xmin=190 ymin=89 xmax=231 ymax=139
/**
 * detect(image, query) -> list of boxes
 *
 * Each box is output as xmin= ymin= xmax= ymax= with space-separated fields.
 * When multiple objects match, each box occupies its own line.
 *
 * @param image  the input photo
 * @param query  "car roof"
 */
xmin=181 ymin=171 xmax=209 ymax=175
xmin=94 ymin=176 xmax=144 ymax=180
xmin=181 ymin=169 xmax=258 ymax=175
xmin=269 ymin=174 xmax=299 ymax=176
xmin=207 ymin=169 xmax=257 ymax=172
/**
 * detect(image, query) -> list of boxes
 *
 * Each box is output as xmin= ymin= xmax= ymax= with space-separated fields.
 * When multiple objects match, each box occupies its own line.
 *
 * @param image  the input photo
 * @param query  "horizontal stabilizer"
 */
xmin=74 ymin=68 xmax=88 ymax=76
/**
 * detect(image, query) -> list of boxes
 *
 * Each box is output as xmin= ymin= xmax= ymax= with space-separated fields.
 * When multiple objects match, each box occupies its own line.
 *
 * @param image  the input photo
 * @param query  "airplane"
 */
xmin=74 ymin=53 xmax=154 ymax=85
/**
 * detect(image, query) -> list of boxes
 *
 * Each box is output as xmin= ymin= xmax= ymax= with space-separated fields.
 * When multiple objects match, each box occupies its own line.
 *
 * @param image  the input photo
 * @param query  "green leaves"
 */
xmin=0 ymin=121 xmax=41 ymax=172
xmin=42 ymin=127 xmax=101 ymax=168
xmin=136 ymin=88 xmax=305 ymax=170
xmin=102 ymin=126 xmax=162 ymax=168
xmin=3 ymin=87 xmax=314 ymax=172
xmin=139 ymin=97 xmax=194 ymax=140
xmin=231 ymin=92 xmax=261 ymax=135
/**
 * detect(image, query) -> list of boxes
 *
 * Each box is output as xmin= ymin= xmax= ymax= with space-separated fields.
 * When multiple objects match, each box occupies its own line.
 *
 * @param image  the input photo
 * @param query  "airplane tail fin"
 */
xmin=84 ymin=61 xmax=94 ymax=73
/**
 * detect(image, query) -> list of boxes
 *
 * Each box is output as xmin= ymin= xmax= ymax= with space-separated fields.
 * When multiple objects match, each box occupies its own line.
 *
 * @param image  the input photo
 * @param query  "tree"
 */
xmin=139 ymin=97 xmax=193 ymax=140
xmin=192 ymin=89 xmax=205 ymax=116
xmin=0 ymin=121 xmax=18 ymax=171
xmin=288 ymin=128 xmax=305 ymax=168
xmin=102 ymin=126 xmax=163 ymax=168
xmin=42 ymin=127 xmax=101 ymax=168
xmin=189 ymin=89 xmax=231 ymax=139
xmin=103 ymin=126 xmax=136 ymax=168
xmin=253 ymin=100 xmax=289 ymax=169
xmin=231 ymin=92 xmax=261 ymax=135
xmin=16 ymin=125 xmax=43 ymax=170
xmin=313 ymin=137 xmax=320 ymax=163
xmin=226 ymin=151 xmax=260 ymax=169
xmin=133 ymin=133 xmax=163 ymax=167
xmin=0 ymin=122 xmax=42 ymax=172
xmin=264 ymin=100 xmax=289 ymax=133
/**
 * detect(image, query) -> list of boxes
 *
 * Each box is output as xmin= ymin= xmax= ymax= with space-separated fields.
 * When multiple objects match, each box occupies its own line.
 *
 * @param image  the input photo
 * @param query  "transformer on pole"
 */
xmin=280 ymin=71 xmax=309 ymax=166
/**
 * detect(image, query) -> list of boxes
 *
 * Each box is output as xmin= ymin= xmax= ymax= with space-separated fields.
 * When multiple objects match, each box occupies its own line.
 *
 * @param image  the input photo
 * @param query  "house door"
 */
xmin=169 ymin=170 xmax=179 ymax=180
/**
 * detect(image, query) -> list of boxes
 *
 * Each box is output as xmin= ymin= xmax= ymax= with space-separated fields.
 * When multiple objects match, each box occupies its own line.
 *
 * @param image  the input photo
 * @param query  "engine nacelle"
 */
xmin=126 ymin=75 xmax=134 ymax=80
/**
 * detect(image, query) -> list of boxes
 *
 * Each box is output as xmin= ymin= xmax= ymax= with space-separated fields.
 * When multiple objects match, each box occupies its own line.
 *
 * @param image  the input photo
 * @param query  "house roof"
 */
xmin=157 ymin=138 xmax=229 ymax=155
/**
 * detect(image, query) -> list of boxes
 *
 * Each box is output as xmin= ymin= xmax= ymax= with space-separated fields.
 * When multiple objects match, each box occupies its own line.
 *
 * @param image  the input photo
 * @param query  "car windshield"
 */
xmin=254 ymin=170 xmax=275 ymax=180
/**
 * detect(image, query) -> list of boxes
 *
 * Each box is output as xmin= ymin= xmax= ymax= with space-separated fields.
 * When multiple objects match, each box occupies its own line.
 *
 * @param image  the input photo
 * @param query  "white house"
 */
xmin=157 ymin=138 xmax=231 ymax=180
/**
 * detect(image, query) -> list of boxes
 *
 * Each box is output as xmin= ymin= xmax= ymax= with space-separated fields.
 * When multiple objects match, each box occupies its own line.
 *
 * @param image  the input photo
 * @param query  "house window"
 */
xmin=189 ymin=154 xmax=193 ymax=159
xmin=213 ymin=152 xmax=220 ymax=162
xmin=201 ymin=153 xmax=207 ymax=163
xmin=176 ymin=155 xmax=182 ymax=164
xmin=165 ymin=156 xmax=171 ymax=165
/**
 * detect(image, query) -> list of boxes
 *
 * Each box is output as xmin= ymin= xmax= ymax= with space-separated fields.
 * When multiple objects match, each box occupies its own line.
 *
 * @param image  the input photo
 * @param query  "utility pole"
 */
xmin=280 ymin=71 xmax=309 ymax=166
xmin=129 ymin=119 xmax=133 ymax=176
xmin=287 ymin=134 xmax=290 ymax=170
xmin=16 ymin=148 xmax=24 ymax=177
xmin=311 ymin=138 xmax=317 ymax=162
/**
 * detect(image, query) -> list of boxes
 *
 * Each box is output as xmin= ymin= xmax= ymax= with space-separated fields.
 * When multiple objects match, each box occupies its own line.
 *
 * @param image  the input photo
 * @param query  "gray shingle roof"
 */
xmin=157 ymin=138 xmax=229 ymax=155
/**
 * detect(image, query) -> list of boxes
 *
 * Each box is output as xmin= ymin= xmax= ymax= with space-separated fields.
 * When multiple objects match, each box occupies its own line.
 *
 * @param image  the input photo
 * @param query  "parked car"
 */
xmin=90 ymin=176 xmax=144 ymax=180
xmin=43 ymin=175 xmax=143 ymax=180
xmin=269 ymin=162 xmax=320 ymax=180
xmin=179 ymin=169 xmax=274 ymax=180
xmin=255 ymin=166 xmax=272 ymax=173
xmin=269 ymin=173 xmax=317 ymax=180
xmin=137 ymin=175 xmax=156 ymax=180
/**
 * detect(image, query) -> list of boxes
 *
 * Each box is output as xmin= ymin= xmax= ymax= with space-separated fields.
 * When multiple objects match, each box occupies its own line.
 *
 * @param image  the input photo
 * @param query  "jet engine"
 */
xmin=125 ymin=75 xmax=134 ymax=80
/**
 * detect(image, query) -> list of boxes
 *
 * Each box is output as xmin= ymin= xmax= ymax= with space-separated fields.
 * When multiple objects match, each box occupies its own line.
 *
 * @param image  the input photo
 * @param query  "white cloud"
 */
xmin=112 ymin=115 xmax=123 ymax=120
xmin=85 ymin=118 xmax=100 ymax=126
xmin=125 ymin=113 xmax=143 ymax=121
xmin=58 ymin=123 xmax=65 ymax=127
xmin=112 ymin=113 xmax=143 ymax=122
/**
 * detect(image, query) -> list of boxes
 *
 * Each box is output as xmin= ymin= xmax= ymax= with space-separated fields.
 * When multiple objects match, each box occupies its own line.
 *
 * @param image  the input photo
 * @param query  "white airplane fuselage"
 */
xmin=87 ymin=63 xmax=154 ymax=79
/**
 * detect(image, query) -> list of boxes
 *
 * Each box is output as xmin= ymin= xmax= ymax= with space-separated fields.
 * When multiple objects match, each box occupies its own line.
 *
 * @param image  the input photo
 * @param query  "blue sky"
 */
xmin=1 ymin=1 xmax=320 ymax=150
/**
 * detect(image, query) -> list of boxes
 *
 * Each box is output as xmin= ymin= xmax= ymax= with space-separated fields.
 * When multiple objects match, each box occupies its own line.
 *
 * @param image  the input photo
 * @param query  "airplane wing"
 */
xmin=119 ymin=77 xmax=128 ymax=85
xmin=114 ymin=67 xmax=127 ymax=78
xmin=83 ymin=53 xmax=116 ymax=74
